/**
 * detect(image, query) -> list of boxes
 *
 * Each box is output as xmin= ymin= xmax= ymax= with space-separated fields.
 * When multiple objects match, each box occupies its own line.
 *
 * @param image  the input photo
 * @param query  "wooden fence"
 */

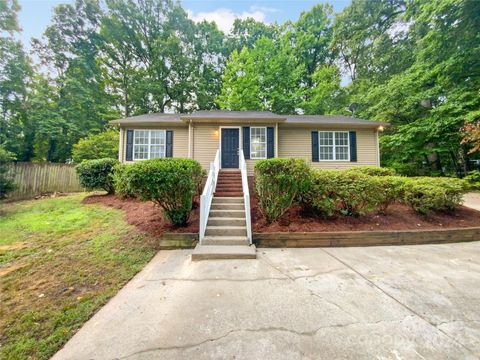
xmin=6 ymin=162 xmax=84 ymax=201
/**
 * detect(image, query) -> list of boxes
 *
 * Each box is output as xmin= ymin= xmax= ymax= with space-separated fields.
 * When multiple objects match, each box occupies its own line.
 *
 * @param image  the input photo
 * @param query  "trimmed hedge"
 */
xmin=76 ymin=158 xmax=119 ymax=194
xmin=346 ymin=166 xmax=396 ymax=177
xmin=287 ymin=169 xmax=468 ymax=220
xmin=403 ymin=177 xmax=467 ymax=215
xmin=254 ymin=158 xmax=311 ymax=223
xmin=113 ymin=158 xmax=204 ymax=226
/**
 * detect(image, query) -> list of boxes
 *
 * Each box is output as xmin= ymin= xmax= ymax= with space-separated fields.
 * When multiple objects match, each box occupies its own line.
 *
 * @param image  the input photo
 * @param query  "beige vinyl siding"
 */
xmin=192 ymin=124 xmax=219 ymax=170
xmin=278 ymin=126 xmax=379 ymax=169
xmin=120 ymin=126 xmax=188 ymax=162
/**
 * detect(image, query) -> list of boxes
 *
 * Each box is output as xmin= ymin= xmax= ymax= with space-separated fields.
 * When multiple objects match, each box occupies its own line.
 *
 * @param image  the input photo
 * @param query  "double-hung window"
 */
xmin=250 ymin=127 xmax=267 ymax=159
xmin=318 ymin=131 xmax=349 ymax=161
xmin=133 ymin=130 xmax=166 ymax=160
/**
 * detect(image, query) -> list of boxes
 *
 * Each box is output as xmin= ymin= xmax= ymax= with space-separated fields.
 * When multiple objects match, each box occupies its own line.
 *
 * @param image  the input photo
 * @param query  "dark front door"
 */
xmin=221 ymin=128 xmax=239 ymax=168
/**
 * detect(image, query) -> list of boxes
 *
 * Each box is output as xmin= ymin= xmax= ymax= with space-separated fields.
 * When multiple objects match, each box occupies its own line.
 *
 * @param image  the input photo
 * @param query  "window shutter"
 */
xmin=166 ymin=130 xmax=173 ymax=157
xmin=125 ymin=129 xmax=134 ymax=161
xmin=311 ymin=131 xmax=319 ymax=162
xmin=349 ymin=131 xmax=357 ymax=162
xmin=267 ymin=127 xmax=274 ymax=158
xmin=243 ymin=127 xmax=250 ymax=159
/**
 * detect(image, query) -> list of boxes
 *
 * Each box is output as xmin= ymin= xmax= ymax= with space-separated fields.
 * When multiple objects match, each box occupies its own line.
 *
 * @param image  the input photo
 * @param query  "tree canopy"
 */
xmin=0 ymin=0 xmax=478 ymax=175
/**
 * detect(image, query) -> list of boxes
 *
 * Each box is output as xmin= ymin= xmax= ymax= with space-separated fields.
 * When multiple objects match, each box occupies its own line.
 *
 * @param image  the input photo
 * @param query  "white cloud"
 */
xmin=186 ymin=7 xmax=269 ymax=34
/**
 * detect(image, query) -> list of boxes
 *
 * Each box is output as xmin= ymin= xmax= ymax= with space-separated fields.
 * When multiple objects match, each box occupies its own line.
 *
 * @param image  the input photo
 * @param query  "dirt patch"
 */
xmin=251 ymin=195 xmax=480 ymax=233
xmin=0 ymin=243 xmax=30 ymax=251
xmin=82 ymin=194 xmax=199 ymax=237
xmin=0 ymin=264 xmax=27 ymax=277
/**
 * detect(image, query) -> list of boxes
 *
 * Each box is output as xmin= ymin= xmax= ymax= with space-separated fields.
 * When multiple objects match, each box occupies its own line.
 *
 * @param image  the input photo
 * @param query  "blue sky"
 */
xmin=17 ymin=0 xmax=350 ymax=50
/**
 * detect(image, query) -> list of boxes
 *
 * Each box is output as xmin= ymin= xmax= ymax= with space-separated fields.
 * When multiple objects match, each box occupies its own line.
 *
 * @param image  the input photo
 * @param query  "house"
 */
xmin=111 ymin=110 xmax=386 ymax=175
xmin=110 ymin=110 xmax=387 ymax=260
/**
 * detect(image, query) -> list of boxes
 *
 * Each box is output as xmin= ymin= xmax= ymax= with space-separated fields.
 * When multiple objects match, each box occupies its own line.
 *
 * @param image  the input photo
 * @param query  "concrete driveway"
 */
xmin=53 ymin=242 xmax=480 ymax=360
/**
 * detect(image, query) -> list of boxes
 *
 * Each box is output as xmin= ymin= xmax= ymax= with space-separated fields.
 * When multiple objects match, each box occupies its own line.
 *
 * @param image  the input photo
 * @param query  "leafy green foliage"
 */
xmin=76 ymin=158 xmax=119 ymax=194
xmin=0 ymin=146 xmax=16 ymax=199
xmin=254 ymin=158 xmax=311 ymax=222
xmin=403 ymin=177 xmax=467 ymax=215
xmin=464 ymin=170 xmax=480 ymax=190
xmin=300 ymin=169 xmax=341 ymax=218
xmin=114 ymin=158 xmax=204 ymax=226
xmin=346 ymin=166 xmax=397 ymax=177
xmin=72 ymin=130 xmax=119 ymax=163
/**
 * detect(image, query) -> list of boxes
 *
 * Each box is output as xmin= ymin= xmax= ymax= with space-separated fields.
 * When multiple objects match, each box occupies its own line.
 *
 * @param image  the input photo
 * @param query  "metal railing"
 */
xmin=199 ymin=149 xmax=220 ymax=243
xmin=239 ymin=150 xmax=252 ymax=244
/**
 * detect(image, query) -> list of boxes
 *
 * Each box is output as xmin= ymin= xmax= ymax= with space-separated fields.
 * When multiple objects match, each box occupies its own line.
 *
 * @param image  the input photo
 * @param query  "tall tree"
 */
xmin=0 ymin=0 xmax=32 ymax=160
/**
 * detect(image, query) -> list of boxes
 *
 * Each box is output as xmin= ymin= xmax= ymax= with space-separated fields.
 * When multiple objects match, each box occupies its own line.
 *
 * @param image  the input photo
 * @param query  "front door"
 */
xmin=221 ymin=128 xmax=239 ymax=168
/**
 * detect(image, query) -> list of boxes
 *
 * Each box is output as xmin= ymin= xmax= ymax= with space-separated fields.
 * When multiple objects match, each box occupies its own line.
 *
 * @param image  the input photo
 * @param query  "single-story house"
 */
xmin=111 ymin=110 xmax=387 ymax=175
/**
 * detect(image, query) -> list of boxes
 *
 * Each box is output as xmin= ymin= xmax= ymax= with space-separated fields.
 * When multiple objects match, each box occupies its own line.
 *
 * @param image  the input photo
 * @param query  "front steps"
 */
xmin=192 ymin=195 xmax=256 ymax=261
xmin=214 ymin=169 xmax=243 ymax=197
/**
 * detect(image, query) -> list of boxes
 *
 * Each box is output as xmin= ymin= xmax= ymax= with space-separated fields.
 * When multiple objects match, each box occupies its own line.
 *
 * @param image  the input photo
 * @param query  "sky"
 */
xmin=17 ymin=0 xmax=350 ymax=50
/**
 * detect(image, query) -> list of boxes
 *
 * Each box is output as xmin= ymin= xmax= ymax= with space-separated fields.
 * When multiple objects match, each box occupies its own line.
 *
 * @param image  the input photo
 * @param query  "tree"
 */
xmin=71 ymin=129 xmax=119 ymax=163
xmin=218 ymin=37 xmax=303 ymax=114
xmin=0 ymin=0 xmax=32 ymax=160
xmin=302 ymin=64 xmax=346 ymax=115
xmin=0 ymin=145 xmax=15 ymax=199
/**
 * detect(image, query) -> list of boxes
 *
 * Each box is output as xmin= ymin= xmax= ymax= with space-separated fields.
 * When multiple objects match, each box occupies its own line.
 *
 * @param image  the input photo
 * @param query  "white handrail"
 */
xmin=239 ymin=150 xmax=252 ymax=244
xmin=199 ymin=149 xmax=220 ymax=243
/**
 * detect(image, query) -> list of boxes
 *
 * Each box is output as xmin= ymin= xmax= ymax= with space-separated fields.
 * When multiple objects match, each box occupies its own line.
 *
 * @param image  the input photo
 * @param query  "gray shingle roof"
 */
xmin=109 ymin=111 xmax=387 ymax=127
xmin=110 ymin=113 xmax=181 ymax=124
xmin=181 ymin=110 xmax=285 ymax=120
xmin=284 ymin=115 xmax=388 ymax=127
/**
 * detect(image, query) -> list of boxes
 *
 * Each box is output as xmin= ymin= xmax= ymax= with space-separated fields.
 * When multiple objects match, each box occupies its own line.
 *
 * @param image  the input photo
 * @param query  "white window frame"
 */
xmin=250 ymin=126 xmax=267 ymax=160
xmin=132 ymin=129 xmax=166 ymax=161
xmin=318 ymin=131 xmax=350 ymax=161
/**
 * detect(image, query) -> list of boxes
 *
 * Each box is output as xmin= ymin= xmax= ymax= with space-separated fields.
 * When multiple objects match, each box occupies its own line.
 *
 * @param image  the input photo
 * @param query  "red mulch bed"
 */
xmin=251 ymin=194 xmax=480 ymax=233
xmin=82 ymin=194 xmax=199 ymax=237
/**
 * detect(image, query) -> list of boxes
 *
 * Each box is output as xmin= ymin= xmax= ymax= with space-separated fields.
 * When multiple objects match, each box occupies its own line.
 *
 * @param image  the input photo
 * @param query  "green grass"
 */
xmin=0 ymin=194 xmax=158 ymax=360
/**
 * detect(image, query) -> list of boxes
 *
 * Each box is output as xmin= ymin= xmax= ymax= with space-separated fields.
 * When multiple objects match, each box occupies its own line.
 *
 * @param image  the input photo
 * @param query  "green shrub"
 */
xmin=72 ymin=130 xmax=119 ymax=163
xmin=403 ymin=177 xmax=467 ymax=215
xmin=464 ymin=170 xmax=480 ymax=190
xmin=301 ymin=169 xmax=341 ymax=218
xmin=114 ymin=158 xmax=204 ymax=226
xmin=375 ymin=176 xmax=408 ymax=212
xmin=334 ymin=171 xmax=384 ymax=216
xmin=0 ymin=146 xmax=16 ymax=199
xmin=112 ymin=163 xmax=138 ymax=198
xmin=254 ymin=158 xmax=311 ymax=222
xmin=76 ymin=158 xmax=119 ymax=194
xmin=346 ymin=166 xmax=396 ymax=177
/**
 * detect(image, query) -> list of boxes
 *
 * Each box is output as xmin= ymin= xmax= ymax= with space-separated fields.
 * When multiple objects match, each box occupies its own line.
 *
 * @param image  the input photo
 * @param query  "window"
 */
xmin=133 ymin=130 xmax=166 ymax=160
xmin=250 ymin=127 xmax=267 ymax=159
xmin=319 ymin=131 xmax=349 ymax=161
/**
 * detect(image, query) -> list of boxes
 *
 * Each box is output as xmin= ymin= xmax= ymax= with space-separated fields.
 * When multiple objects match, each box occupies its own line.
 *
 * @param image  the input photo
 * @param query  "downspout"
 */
xmin=275 ymin=122 xmax=279 ymax=158
xmin=119 ymin=127 xmax=125 ymax=162
xmin=375 ymin=129 xmax=380 ymax=166
xmin=188 ymin=120 xmax=192 ymax=158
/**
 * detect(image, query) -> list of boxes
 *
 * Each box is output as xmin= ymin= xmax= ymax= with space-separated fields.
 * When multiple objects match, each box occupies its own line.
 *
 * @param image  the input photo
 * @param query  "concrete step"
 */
xmin=214 ymin=192 xmax=244 ymax=197
xmin=211 ymin=203 xmax=244 ymax=210
xmin=212 ymin=197 xmax=243 ymax=204
xmin=209 ymin=209 xmax=245 ymax=218
xmin=192 ymin=244 xmax=256 ymax=260
xmin=208 ymin=217 xmax=246 ymax=226
xmin=202 ymin=236 xmax=249 ymax=246
xmin=205 ymin=225 xmax=247 ymax=236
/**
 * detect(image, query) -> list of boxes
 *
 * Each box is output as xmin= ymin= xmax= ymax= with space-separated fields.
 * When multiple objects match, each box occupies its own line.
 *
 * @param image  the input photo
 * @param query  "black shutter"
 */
xmin=267 ymin=127 xmax=274 ymax=158
xmin=125 ymin=129 xmax=134 ymax=161
xmin=311 ymin=131 xmax=319 ymax=162
xmin=166 ymin=130 xmax=173 ymax=157
xmin=349 ymin=131 xmax=357 ymax=162
xmin=243 ymin=127 xmax=250 ymax=159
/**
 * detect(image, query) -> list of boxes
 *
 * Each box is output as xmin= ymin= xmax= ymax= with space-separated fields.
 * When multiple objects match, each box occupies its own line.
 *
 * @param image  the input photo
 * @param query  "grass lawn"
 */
xmin=0 ymin=193 xmax=159 ymax=360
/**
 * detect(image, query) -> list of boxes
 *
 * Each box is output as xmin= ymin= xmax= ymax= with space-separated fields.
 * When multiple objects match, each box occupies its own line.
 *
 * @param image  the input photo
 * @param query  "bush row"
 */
xmin=76 ymin=158 xmax=205 ymax=226
xmin=254 ymin=159 xmax=469 ymax=222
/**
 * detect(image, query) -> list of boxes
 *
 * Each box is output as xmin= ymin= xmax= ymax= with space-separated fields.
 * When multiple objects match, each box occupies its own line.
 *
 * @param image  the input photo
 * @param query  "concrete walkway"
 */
xmin=53 ymin=243 xmax=480 ymax=360
xmin=464 ymin=192 xmax=480 ymax=211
